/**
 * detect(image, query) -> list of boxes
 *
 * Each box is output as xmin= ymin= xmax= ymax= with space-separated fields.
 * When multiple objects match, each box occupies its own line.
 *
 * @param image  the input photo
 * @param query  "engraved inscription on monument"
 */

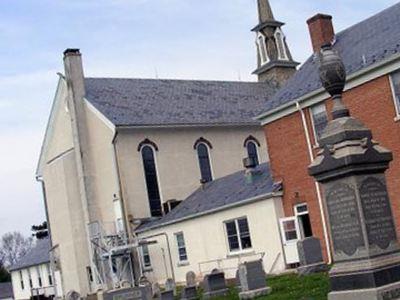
xmin=360 ymin=177 xmax=396 ymax=250
xmin=326 ymin=182 xmax=364 ymax=256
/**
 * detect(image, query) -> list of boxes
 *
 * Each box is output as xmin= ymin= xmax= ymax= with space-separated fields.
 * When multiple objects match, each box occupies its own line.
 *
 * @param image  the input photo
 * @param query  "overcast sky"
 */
xmin=0 ymin=0 xmax=398 ymax=238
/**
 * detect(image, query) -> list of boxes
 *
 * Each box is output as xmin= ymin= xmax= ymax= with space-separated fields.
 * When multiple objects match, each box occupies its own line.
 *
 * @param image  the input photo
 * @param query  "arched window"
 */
xmin=246 ymin=141 xmax=259 ymax=166
xmin=141 ymin=145 xmax=162 ymax=217
xmin=275 ymin=29 xmax=288 ymax=60
xmin=256 ymin=33 xmax=269 ymax=65
xmin=196 ymin=143 xmax=213 ymax=183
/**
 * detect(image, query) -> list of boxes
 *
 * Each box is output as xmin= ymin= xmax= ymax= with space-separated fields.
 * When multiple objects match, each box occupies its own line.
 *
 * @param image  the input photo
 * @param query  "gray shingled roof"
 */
xmin=9 ymin=238 xmax=50 ymax=272
xmin=0 ymin=282 xmax=13 ymax=299
xmin=84 ymin=78 xmax=278 ymax=127
xmin=258 ymin=2 xmax=400 ymax=116
xmin=137 ymin=163 xmax=280 ymax=232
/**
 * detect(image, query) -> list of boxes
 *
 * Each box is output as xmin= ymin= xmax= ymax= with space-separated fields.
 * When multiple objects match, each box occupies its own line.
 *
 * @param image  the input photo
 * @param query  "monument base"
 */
xmin=203 ymin=288 xmax=229 ymax=299
xmin=328 ymin=281 xmax=400 ymax=300
xmin=239 ymin=287 xmax=271 ymax=299
xmin=297 ymin=262 xmax=328 ymax=276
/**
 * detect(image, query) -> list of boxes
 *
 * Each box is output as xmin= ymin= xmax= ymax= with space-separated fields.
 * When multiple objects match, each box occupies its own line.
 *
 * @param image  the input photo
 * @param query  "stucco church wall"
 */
xmin=116 ymin=126 xmax=268 ymax=219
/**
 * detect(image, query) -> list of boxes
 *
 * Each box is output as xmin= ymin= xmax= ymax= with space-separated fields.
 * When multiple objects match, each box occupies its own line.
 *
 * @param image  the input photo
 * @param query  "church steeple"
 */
xmin=252 ymin=0 xmax=299 ymax=86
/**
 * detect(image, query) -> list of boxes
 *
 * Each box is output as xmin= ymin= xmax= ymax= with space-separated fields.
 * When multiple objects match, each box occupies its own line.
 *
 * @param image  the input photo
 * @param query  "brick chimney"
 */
xmin=307 ymin=14 xmax=335 ymax=53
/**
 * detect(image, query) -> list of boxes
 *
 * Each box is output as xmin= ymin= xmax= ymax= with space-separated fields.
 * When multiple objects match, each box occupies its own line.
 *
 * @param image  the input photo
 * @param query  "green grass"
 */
xmin=185 ymin=272 xmax=329 ymax=300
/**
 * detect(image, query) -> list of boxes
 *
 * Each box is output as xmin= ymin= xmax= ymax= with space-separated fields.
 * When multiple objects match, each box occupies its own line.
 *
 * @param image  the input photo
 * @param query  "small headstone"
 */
xmin=237 ymin=260 xmax=271 ymax=299
xmin=152 ymin=282 xmax=161 ymax=298
xmin=186 ymin=271 xmax=196 ymax=287
xmin=202 ymin=271 xmax=228 ymax=299
xmin=160 ymin=290 xmax=174 ymax=300
xmin=181 ymin=271 xmax=198 ymax=300
xmin=296 ymin=237 xmax=328 ymax=275
xmin=165 ymin=278 xmax=176 ymax=293
xmin=103 ymin=286 xmax=152 ymax=300
xmin=66 ymin=290 xmax=81 ymax=300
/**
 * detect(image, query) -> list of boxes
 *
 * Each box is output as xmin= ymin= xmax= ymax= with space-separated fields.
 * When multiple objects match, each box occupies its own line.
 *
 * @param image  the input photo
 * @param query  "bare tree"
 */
xmin=0 ymin=232 xmax=33 ymax=267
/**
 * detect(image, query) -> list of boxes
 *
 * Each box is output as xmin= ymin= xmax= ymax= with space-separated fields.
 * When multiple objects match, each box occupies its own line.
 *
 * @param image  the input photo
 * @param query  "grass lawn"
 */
xmin=193 ymin=272 xmax=330 ymax=300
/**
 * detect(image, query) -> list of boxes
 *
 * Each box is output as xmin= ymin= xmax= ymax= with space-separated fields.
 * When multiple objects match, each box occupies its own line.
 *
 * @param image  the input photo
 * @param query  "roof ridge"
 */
xmin=84 ymin=77 xmax=264 ymax=85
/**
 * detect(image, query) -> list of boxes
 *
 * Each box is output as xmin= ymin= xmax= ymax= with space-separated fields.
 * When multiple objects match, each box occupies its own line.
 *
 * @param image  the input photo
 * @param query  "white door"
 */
xmin=279 ymin=217 xmax=300 ymax=264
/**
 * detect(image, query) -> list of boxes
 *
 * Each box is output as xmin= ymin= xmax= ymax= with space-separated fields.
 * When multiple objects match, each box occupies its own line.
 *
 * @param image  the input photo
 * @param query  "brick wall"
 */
xmin=263 ymin=74 xmax=400 ymax=261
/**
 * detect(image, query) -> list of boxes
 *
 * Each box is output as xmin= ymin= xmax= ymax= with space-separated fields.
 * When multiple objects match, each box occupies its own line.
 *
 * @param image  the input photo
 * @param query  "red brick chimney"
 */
xmin=307 ymin=14 xmax=335 ymax=53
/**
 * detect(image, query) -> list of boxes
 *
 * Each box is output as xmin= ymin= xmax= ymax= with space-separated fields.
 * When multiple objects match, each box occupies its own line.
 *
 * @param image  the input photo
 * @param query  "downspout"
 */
xmin=110 ymin=131 xmax=137 ymax=284
xmin=296 ymin=102 xmax=332 ymax=264
xmin=139 ymin=232 xmax=175 ymax=283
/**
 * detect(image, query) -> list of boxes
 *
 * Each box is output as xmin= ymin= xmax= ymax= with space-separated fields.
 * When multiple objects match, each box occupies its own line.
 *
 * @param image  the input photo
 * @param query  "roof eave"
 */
xmin=135 ymin=191 xmax=282 ymax=234
xmin=256 ymin=52 xmax=400 ymax=125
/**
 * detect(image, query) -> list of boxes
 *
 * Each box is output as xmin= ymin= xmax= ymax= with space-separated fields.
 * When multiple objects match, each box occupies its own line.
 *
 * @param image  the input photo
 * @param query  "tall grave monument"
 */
xmin=309 ymin=44 xmax=400 ymax=299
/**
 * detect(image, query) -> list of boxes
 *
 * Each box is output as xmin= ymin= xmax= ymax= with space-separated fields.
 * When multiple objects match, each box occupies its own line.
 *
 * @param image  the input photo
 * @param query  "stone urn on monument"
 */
xmin=309 ymin=43 xmax=400 ymax=300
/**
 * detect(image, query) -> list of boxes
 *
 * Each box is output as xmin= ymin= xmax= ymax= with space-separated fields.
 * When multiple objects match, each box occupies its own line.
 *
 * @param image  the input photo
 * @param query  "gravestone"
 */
xmin=102 ymin=286 xmax=152 ymax=300
xmin=308 ymin=44 xmax=400 ymax=299
xmin=160 ymin=290 xmax=174 ymax=300
xmin=152 ymin=282 xmax=161 ymax=299
xmin=186 ymin=271 xmax=196 ymax=287
xmin=297 ymin=237 xmax=328 ymax=275
xmin=202 ymin=271 xmax=228 ymax=299
xmin=160 ymin=278 xmax=175 ymax=300
xmin=237 ymin=260 xmax=271 ymax=299
xmin=181 ymin=271 xmax=198 ymax=300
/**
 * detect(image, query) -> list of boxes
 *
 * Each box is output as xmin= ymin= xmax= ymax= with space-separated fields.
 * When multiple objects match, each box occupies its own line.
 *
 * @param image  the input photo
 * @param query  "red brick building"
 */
xmin=257 ymin=3 xmax=400 ymax=263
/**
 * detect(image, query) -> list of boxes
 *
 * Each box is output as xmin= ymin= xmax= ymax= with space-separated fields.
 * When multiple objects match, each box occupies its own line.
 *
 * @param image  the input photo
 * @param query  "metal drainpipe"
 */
xmin=296 ymin=102 xmax=332 ymax=264
xmin=111 ymin=131 xmax=137 ymax=284
xmin=139 ymin=232 xmax=175 ymax=283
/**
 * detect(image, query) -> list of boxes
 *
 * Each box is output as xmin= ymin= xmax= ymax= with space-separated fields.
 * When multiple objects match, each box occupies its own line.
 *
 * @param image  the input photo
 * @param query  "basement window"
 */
xmin=225 ymin=217 xmax=252 ymax=252
xmin=390 ymin=70 xmax=400 ymax=117
xmin=311 ymin=103 xmax=329 ymax=144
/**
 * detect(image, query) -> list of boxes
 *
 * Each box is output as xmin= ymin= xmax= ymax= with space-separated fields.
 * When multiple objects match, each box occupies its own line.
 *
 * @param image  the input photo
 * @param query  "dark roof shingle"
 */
xmin=258 ymin=2 xmax=400 ymax=116
xmin=137 ymin=163 xmax=278 ymax=232
xmin=84 ymin=78 xmax=278 ymax=126
xmin=9 ymin=238 xmax=50 ymax=272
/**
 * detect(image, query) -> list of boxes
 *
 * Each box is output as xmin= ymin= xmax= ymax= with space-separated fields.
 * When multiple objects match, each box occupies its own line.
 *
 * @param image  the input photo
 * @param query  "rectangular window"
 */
xmin=175 ymin=232 xmax=188 ymax=262
xmin=36 ymin=266 xmax=42 ymax=287
xmin=19 ymin=271 xmax=24 ymax=290
xmin=311 ymin=103 xmax=328 ymax=143
xmin=46 ymin=264 xmax=53 ymax=286
xmin=28 ymin=269 xmax=33 ymax=288
xmin=87 ymin=266 xmax=94 ymax=283
xmin=141 ymin=245 xmax=152 ymax=268
xmin=225 ymin=217 xmax=252 ymax=252
xmin=390 ymin=70 xmax=400 ymax=115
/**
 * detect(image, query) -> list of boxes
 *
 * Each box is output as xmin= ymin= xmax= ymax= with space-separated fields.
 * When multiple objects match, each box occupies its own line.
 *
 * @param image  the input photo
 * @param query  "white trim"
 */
xmin=389 ymin=71 xmax=400 ymax=118
xmin=294 ymin=203 xmax=309 ymax=217
xmin=195 ymin=142 xmax=214 ymax=182
xmin=274 ymin=28 xmax=288 ymax=61
xmin=117 ymin=123 xmax=260 ymax=130
xmin=256 ymin=32 xmax=270 ymax=65
xmin=223 ymin=216 xmax=253 ymax=254
xmin=84 ymin=98 xmax=116 ymax=133
xmin=258 ymin=53 xmax=400 ymax=125
xmin=174 ymin=232 xmax=188 ymax=263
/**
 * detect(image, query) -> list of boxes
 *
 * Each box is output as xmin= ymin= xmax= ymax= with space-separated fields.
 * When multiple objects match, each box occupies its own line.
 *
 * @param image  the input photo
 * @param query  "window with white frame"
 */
xmin=275 ymin=29 xmax=288 ymax=60
xmin=175 ymin=232 xmax=188 ymax=262
xmin=19 ymin=270 xmax=24 ymax=290
xmin=141 ymin=245 xmax=152 ymax=269
xmin=390 ymin=70 xmax=400 ymax=115
xmin=36 ymin=266 xmax=42 ymax=287
xmin=46 ymin=264 xmax=53 ymax=286
xmin=225 ymin=217 xmax=252 ymax=252
xmin=311 ymin=103 xmax=329 ymax=143
xmin=257 ymin=33 xmax=269 ymax=65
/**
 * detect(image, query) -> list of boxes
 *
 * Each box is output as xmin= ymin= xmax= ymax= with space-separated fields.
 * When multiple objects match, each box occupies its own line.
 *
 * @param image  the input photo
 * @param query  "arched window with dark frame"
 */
xmin=141 ymin=145 xmax=162 ymax=217
xmin=196 ymin=143 xmax=213 ymax=183
xmin=246 ymin=141 xmax=259 ymax=166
